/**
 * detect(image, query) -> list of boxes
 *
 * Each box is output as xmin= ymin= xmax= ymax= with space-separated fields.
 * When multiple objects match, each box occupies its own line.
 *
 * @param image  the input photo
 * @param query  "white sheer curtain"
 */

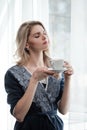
xmin=49 ymin=0 xmax=87 ymax=129
xmin=69 ymin=0 xmax=87 ymax=129
xmin=0 ymin=0 xmax=33 ymax=130
xmin=0 ymin=0 xmax=87 ymax=130
xmin=0 ymin=0 xmax=22 ymax=129
xmin=0 ymin=0 xmax=49 ymax=130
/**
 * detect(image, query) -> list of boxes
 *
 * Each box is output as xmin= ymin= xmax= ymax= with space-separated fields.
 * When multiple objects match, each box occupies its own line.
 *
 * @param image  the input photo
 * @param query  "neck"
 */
xmin=27 ymin=51 xmax=45 ymax=67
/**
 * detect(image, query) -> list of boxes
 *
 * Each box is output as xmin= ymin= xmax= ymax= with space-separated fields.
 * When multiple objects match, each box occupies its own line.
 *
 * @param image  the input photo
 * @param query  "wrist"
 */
xmin=65 ymin=75 xmax=71 ymax=80
xmin=30 ymin=75 xmax=39 ymax=83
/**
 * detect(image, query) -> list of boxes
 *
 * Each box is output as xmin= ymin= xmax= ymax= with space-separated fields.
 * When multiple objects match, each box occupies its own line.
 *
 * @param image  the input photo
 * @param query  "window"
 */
xmin=0 ymin=0 xmax=87 ymax=130
xmin=49 ymin=0 xmax=87 ymax=130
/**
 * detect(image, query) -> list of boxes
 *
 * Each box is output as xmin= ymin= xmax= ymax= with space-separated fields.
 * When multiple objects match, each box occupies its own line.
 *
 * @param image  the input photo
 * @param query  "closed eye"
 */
xmin=34 ymin=34 xmax=40 ymax=38
xmin=32 ymin=31 xmax=48 ymax=38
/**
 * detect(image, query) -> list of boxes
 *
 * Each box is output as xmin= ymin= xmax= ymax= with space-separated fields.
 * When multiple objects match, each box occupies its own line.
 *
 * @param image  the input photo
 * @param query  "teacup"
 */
xmin=49 ymin=59 xmax=66 ymax=72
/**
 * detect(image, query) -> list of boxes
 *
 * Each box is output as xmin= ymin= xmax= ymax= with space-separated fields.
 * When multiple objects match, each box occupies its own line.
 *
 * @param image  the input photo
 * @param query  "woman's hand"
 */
xmin=32 ymin=67 xmax=55 ymax=81
xmin=64 ymin=61 xmax=74 ymax=79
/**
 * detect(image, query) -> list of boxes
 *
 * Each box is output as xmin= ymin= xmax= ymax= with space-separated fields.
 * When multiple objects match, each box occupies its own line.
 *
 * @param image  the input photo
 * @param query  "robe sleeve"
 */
xmin=4 ymin=70 xmax=24 ymax=115
xmin=57 ymin=73 xmax=65 ymax=102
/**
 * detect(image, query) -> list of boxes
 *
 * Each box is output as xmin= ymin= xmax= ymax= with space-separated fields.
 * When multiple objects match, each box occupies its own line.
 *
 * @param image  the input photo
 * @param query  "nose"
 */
xmin=42 ymin=34 xmax=47 ymax=40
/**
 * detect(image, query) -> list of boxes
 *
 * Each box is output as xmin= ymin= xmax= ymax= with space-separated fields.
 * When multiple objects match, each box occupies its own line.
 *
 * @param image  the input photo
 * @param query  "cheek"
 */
xmin=29 ymin=40 xmax=39 ymax=48
xmin=30 ymin=38 xmax=41 ymax=45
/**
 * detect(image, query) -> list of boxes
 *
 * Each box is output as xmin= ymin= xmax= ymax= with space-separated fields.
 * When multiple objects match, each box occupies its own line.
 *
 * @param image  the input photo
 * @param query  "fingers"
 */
xmin=64 ymin=69 xmax=73 ymax=75
xmin=45 ymin=70 xmax=55 ymax=75
xmin=64 ymin=61 xmax=74 ymax=76
xmin=53 ymin=72 xmax=60 ymax=79
xmin=33 ymin=67 xmax=56 ymax=81
xmin=64 ymin=61 xmax=72 ymax=70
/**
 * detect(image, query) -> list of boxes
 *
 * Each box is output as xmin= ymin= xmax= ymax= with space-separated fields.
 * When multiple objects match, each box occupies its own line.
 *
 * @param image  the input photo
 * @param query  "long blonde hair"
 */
xmin=15 ymin=21 xmax=50 ymax=66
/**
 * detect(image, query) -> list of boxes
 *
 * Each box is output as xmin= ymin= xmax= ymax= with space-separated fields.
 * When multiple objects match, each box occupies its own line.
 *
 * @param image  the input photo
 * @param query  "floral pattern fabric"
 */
xmin=8 ymin=65 xmax=64 ymax=112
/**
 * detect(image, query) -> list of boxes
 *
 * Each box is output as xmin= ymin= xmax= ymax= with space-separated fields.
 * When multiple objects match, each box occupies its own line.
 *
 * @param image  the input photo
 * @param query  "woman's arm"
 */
xmin=13 ymin=77 xmax=38 ymax=122
xmin=58 ymin=62 xmax=73 ymax=115
xmin=58 ymin=77 xmax=71 ymax=115
xmin=13 ymin=67 xmax=55 ymax=122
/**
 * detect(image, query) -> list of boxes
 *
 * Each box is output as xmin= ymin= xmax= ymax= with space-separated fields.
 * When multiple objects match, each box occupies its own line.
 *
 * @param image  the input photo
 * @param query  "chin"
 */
xmin=43 ymin=46 xmax=49 ymax=51
xmin=43 ymin=44 xmax=49 ymax=49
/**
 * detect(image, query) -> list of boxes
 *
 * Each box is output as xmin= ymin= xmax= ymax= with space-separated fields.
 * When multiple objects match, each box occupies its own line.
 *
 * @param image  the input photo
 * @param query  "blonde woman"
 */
xmin=4 ymin=21 xmax=73 ymax=130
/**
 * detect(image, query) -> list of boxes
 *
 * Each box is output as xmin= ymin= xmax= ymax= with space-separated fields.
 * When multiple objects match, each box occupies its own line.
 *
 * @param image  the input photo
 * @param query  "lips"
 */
xmin=43 ymin=41 xmax=48 ymax=44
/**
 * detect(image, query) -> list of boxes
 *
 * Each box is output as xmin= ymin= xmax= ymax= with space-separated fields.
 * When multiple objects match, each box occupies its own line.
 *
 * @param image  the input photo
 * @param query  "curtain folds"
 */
xmin=0 ymin=0 xmax=87 ymax=130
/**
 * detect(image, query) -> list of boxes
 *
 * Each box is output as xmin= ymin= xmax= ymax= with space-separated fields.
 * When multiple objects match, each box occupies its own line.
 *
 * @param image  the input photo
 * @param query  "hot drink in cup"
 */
xmin=49 ymin=59 xmax=66 ymax=73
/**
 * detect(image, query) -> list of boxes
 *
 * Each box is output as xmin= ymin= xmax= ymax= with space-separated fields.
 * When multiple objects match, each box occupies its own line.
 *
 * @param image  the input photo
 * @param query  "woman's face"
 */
xmin=27 ymin=25 xmax=49 ymax=52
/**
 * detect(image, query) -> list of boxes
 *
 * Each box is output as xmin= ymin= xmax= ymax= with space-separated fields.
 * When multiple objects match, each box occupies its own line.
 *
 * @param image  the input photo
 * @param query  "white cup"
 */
xmin=49 ymin=59 xmax=65 ymax=72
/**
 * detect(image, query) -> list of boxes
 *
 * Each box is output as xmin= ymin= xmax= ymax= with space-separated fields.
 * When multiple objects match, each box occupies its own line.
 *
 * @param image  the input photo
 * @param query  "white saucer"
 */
xmin=48 ymin=67 xmax=67 ymax=73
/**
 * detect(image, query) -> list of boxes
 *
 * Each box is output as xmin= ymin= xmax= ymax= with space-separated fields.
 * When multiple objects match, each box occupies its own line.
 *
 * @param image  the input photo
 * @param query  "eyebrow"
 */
xmin=31 ymin=30 xmax=46 ymax=37
xmin=31 ymin=32 xmax=40 ymax=36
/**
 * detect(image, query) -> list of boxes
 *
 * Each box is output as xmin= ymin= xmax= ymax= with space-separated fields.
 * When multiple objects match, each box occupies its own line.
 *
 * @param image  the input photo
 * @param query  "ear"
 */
xmin=25 ymin=42 xmax=30 ymax=49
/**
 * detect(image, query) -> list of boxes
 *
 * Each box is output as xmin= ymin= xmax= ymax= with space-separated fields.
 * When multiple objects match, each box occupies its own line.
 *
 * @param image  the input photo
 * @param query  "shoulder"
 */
xmin=4 ymin=65 xmax=26 ymax=85
xmin=5 ymin=65 xmax=26 ymax=78
xmin=4 ymin=65 xmax=31 ymax=90
xmin=5 ymin=65 xmax=23 ymax=74
xmin=4 ymin=65 xmax=21 ymax=86
xmin=5 ymin=65 xmax=17 ymax=78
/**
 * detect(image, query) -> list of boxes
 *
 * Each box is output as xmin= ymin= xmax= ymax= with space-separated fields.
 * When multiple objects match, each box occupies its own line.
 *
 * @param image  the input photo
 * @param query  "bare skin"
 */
xmin=13 ymin=25 xmax=74 ymax=122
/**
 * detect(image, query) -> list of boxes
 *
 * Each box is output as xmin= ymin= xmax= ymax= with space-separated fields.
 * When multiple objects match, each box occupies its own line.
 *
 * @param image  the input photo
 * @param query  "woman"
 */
xmin=4 ymin=21 xmax=73 ymax=130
